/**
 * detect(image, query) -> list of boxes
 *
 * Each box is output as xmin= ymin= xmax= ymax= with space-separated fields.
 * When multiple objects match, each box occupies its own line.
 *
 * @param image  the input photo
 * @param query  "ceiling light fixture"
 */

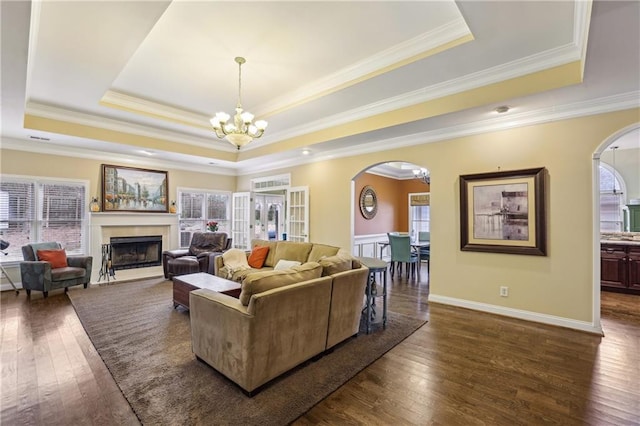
xmin=210 ymin=57 xmax=268 ymax=150
xmin=413 ymin=168 xmax=430 ymax=184
xmin=495 ymin=105 xmax=510 ymax=114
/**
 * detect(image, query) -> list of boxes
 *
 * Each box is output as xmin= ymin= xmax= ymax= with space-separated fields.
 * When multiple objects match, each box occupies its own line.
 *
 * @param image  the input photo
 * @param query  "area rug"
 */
xmin=68 ymin=278 xmax=426 ymax=425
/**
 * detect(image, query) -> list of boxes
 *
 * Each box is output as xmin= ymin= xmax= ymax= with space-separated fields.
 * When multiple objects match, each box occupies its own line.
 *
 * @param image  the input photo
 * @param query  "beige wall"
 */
xmin=238 ymin=108 xmax=639 ymax=325
xmin=0 ymin=150 xmax=237 ymax=202
xmin=3 ymin=108 xmax=639 ymax=326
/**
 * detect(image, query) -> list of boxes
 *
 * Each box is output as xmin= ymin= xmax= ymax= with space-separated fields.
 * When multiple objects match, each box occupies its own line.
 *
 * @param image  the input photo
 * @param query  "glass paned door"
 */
xmin=232 ymin=192 xmax=253 ymax=249
xmin=287 ymin=186 xmax=308 ymax=242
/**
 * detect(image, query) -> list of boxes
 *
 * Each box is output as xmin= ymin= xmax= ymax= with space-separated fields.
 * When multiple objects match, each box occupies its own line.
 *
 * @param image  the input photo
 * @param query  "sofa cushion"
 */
xmin=319 ymin=249 xmax=361 ymax=276
xmin=274 ymin=259 xmax=301 ymax=270
xmin=37 ymin=249 xmax=68 ymax=269
xmin=51 ymin=266 xmax=87 ymax=281
xmin=319 ymin=255 xmax=352 ymax=276
xmin=308 ymin=244 xmax=340 ymax=262
xmin=273 ymin=241 xmax=313 ymax=265
xmin=239 ymin=262 xmax=322 ymax=306
xmin=248 ymin=246 xmax=270 ymax=268
xmin=251 ymin=240 xmax=278 ymax=267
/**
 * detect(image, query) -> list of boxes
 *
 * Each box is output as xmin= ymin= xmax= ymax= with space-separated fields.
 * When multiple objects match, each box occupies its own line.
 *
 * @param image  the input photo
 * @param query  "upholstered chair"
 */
xmin=162 ymin=232 xmax=232 ymax=279
xmin=387 ymin=233 xmax=419 ymax=279
xmin=20 ymin=242 xmax=93 ymax=298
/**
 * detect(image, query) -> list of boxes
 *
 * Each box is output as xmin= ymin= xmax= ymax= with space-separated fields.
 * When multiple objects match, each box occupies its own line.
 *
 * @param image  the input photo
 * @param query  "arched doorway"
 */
xmin=351 ymin=161 xmax=431 ymax=260
xmin=592 ymin=123 xmax=640 ymax=331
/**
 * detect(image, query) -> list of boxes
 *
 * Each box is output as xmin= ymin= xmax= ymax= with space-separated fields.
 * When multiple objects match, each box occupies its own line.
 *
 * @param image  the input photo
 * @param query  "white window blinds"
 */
xmin=0 ymin=177 xmax=88 ymax=261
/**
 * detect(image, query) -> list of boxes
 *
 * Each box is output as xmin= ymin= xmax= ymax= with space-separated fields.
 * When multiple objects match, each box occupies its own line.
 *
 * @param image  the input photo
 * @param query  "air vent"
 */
xmin=29 ymin=136 xmax=50 ymax=141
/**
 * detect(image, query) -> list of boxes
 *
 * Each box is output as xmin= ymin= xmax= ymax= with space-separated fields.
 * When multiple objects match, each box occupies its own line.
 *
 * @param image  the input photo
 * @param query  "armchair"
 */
xmin=163 ymin=232 xmax=231 ymax=279
xmin=20 ymin=242 xmax=93 ymax=298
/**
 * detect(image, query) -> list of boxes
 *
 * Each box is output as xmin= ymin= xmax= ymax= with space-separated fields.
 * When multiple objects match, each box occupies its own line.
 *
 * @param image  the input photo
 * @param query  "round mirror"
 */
xmin=359 ymin=186 xmax=378 ymax=219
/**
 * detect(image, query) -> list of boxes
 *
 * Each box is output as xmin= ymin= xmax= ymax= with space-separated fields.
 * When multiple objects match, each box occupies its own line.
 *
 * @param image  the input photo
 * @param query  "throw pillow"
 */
xmin=274 ymin=259 xmax=302 ymax=271
xmin=247 ymin=246 xmax=269 ymax=268
xmin=36 ymin=249 xmax=68 ymax=269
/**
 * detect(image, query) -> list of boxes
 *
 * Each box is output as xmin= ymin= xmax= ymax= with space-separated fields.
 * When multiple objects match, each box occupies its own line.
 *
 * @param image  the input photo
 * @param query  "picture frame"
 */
xmin=101 ymin=164 xmax=168 ymax=212
xmin=459 ymin=167 xmax=547 ymax=256
xmin=359 ymin=185 xmax=378 ymax=219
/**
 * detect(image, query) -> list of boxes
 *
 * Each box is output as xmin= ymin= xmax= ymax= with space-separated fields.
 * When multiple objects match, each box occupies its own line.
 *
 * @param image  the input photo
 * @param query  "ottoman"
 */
xmin=166 ymin=256 xmax=200 ymax=279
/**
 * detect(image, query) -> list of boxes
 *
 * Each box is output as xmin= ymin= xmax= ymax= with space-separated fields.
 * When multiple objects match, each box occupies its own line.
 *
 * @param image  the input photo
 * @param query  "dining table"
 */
xmin=378 ymin=240 xmax=430 ymax=259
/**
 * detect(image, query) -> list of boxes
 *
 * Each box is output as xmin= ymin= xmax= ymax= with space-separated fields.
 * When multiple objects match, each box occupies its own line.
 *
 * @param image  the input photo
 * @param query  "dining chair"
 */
xmin=387 ymin=233 xmax=419 ymax=279
xmin=418 ymin=232 xmax=430 ymax=273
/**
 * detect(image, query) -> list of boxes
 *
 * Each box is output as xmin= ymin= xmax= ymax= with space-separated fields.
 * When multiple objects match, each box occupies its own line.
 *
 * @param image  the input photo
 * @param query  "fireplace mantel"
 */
xmin=90 ymin=213 xmax=179 ymax=283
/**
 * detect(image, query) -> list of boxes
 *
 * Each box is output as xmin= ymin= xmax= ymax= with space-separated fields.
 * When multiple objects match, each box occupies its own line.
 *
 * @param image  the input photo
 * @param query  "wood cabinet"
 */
xmin=601 ymin=243 xmax=640 ymax=294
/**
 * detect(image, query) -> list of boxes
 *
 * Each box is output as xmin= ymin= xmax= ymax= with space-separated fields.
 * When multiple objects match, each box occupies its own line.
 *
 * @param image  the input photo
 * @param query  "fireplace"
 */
xmin=110 ymin=235 xmax=162 ymax=270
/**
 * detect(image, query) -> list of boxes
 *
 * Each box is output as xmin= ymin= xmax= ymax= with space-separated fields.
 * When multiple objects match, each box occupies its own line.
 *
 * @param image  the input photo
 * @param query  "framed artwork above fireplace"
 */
xmin=102 ymin=164 xmax=169 ymax=212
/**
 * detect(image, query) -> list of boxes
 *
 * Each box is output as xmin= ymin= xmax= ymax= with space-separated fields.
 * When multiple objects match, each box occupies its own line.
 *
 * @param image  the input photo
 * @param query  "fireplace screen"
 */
xmin=110 ymin=235 xmax=162 ymax=270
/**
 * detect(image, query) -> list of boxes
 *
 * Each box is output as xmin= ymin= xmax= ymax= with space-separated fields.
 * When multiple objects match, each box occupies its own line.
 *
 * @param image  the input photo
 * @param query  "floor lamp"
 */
xmin=0 ymin=239 xmax=20 ymax=294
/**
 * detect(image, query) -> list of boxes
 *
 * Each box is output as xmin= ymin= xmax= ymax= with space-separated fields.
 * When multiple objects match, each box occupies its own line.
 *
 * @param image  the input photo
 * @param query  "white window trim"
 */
xmin=176 ymin=187 xmax=232 ymax=248
xmin=1 ymin=174 xmax=90 ymax=262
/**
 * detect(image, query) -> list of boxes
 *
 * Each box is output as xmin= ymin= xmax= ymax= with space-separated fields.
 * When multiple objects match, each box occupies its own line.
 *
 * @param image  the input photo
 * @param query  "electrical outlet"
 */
xmin=500 ymin=286 xmax=509 ymax=297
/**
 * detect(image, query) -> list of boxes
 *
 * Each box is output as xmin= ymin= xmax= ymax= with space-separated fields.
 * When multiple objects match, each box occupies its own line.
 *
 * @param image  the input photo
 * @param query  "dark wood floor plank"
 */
xmin=1 ymin=265 xmax=639 ymax=425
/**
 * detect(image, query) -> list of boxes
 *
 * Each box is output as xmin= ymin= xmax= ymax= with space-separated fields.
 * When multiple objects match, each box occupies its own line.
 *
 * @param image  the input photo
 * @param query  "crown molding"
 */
xmin=237 ymin=91 xmax=640 ymax=175
xmin=252 ymin=17 xmax=473 ymax=117
xmin=24 ymin=102 xmax=237 ymax=153
xmin=11 ymin=91 xmax=638 ymax=177
xmin=247 ymin=42 xmax=583 ymax=151
xmin=0 ymin=136 xmax=237 ymax=176
xmin=97 ymin=17 xmax=472 ymax=133
xmin=100 ymin=90 xmax=212 ymax=129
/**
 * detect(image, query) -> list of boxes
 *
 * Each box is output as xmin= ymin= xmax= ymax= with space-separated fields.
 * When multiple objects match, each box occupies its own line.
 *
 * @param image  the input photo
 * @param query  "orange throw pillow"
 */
xmin=248 ymin=246 xmax=269 ymax=269
xmin=36 ymin=249 xmax=68 ymax=269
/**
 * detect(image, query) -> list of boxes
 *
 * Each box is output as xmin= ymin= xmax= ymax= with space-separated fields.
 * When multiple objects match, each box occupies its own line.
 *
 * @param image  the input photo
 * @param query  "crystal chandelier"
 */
xmin=210 ymin=57 xmax=268 ymax=150
xmin=413 ymin=168 xmax=430 ymax=184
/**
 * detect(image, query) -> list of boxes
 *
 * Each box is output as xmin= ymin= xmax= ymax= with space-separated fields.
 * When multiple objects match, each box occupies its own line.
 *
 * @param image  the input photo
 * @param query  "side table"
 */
xmin=357 ymin=256 xmax=388 ymax=334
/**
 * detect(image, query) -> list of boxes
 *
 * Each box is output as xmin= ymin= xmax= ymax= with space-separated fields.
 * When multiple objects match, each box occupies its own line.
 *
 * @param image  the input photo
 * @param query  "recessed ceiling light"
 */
xmin=495 ymin=105 xmax=510 ymax=114
xmin=140 ymin=150 xmax=155 ymax=156
xmin=302 ymin=149 xmax=311 ymax=155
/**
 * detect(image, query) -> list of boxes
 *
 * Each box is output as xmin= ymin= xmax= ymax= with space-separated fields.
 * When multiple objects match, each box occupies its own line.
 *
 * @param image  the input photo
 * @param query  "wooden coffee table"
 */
xmin=173 ymin=272 xmax=241 ymax=310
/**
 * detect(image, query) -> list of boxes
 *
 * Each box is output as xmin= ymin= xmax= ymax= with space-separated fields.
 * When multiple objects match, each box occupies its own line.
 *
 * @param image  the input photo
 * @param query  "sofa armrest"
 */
xmin=19 ymin=261 xmax=53 ymax=290
xmin=163 ymin=249 xmax=190 ymax=259
xmin=67 ymin=255 xmax=92 ymax=269
xmin=190 ymin=289 xmax=253 ymax=389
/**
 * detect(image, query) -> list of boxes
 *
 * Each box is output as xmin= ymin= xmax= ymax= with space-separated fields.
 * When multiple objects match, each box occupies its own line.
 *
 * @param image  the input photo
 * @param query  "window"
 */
xmin=409 ymin=193 xmax=430 ymax=237
xmin=178 ymin=189 xmax=231 ymax=247
xmin=599 ymin=164 xmax=626 ymax=232
xmin=0 ymin=176 xmax=88 ymax=262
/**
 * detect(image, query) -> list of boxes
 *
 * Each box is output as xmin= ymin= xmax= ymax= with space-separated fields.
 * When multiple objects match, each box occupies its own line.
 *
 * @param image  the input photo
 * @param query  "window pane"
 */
xmin=0 ymin=178 xmax=87 ymax=261
xmin=178 ymin=190 xmax=231 ymax=247
xmin=180 ymin=193 xmax=204 ymax=219
xmin=40 ymin=183 xmax=85 ymax=220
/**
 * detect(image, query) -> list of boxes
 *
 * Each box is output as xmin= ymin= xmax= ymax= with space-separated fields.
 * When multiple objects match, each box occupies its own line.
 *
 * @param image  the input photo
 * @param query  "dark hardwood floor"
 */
xmin=2 ymin=265 xmax=639 ymax=425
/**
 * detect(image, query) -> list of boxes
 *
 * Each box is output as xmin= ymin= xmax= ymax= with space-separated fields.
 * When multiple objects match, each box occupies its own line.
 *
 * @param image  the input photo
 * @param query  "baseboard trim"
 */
xmin=428 ymin=294 xmax=604 ymax=335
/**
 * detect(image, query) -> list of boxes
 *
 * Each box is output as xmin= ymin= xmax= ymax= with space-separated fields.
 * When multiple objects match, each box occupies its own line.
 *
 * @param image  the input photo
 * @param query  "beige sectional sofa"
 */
xmin=190 ymin=240 xmax=369 ymax=394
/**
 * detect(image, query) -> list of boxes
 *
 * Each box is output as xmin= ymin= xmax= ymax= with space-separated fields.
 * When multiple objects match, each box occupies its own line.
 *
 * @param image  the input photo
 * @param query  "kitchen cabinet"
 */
xmin=601 ymin=243 xmax=640 ymax=294
xmin=628 ymin=205 xmax=640 ymax=232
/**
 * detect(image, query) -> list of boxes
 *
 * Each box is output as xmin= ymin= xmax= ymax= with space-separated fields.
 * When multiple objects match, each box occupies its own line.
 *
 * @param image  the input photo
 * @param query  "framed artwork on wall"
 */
xmin=359 ymin=185 xmax=378 ymax=219
xmin=101 ymin=164 xmax=168 ymax=212
xmin=459 ymin=167 xmax=547 ymax=256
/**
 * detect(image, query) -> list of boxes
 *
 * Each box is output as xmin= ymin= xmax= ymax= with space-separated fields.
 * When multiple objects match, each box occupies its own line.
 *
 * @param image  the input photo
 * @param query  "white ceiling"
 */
xmin=1 ymin=1 xmax=639 ymax=177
